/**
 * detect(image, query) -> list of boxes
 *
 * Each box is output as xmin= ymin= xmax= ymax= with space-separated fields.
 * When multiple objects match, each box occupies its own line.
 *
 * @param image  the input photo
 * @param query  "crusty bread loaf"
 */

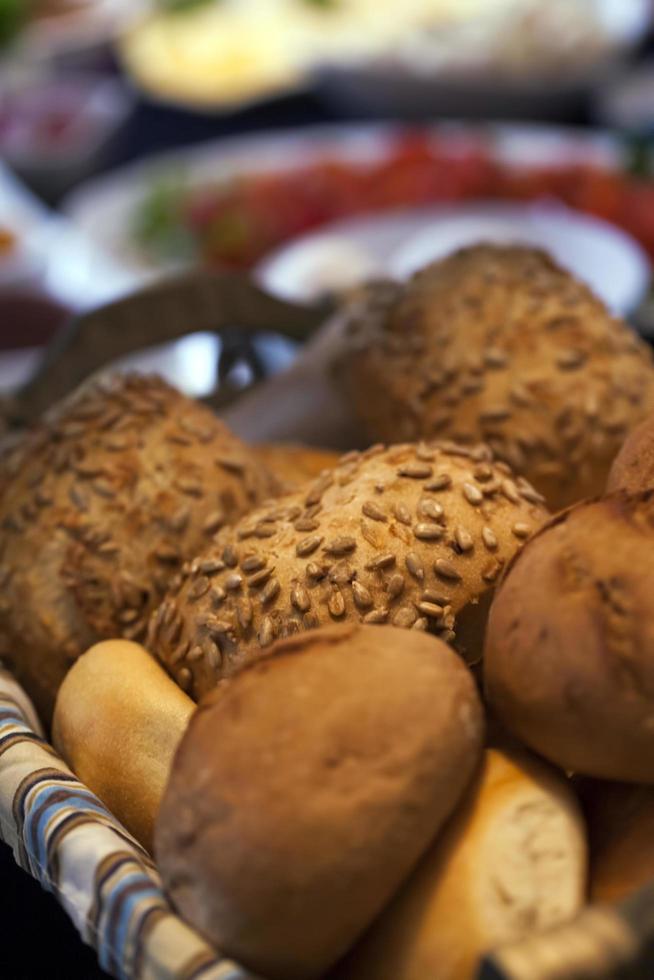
xmin=607 ymin=414 xmax=654 ymax=494
xmin=485 ymin=492 xmax=654 ymax=782
xmin=155 ymin=623 xmax=485 ymax=980
xmin=576 ymin=778 xmax=654 ymax=904
xmin=335 ymin=245 xmax=654 ymax=510
xmin=148 ymin=440 xmax=548 ymax=701
xmin=0 ymin=373 xmax=277 ymax=723
xmin=52 ymin=640 xmax=194 ymax=851
xmin=337 ymin=746 xmax=587 ymax=980
xmin=252 ymin=443 xmax=342 ymax=489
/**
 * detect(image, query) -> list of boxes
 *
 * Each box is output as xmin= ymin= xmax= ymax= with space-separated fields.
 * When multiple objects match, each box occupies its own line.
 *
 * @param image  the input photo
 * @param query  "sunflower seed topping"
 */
xmin=435 ymin=559 xmax=462 ymax=582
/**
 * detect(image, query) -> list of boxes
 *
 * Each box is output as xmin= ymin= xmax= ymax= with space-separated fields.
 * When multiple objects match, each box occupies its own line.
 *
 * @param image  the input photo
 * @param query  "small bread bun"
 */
xmin=155 ymin=623 xmax=485 ymax=980
xmin=0 ymin=373 xmax=276 ymax=722
xmin=577 ymin=778 xmax=654 ymax=904
xmin=149 ymin=441 xmax=548 ymax=701
xmin=53 ymin=640 xmax=193 ymax=851
xmin=335 ymin=245 xmax=654 ymax=510
xmin=252 ymin=443 xmax=341 ymax=489
xmin=485 ymin=492 xmax=654 ymax=782
xmin=337 ymin=746 xmax=587 ymax=980
xmin=607 ymin=414 xmax=654 ymax=494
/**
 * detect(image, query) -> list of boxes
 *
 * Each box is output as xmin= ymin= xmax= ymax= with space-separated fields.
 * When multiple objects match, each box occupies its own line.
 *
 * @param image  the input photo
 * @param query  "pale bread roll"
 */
xmin=52 ymin=640 xmax=194 ymax=851
xmin=337 ymin=746 xmax=587 ymax=980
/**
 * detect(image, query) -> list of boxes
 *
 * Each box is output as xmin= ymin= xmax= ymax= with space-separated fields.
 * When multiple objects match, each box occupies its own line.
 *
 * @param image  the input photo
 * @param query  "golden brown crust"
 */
xmin=607 ymin=414 xmax=654 ymax=494
xmin=337 ymin=746 xmax=587 ymax=980
xmin=148 ymin=441 xmax=549 ymax=701
xmin=155 ymin=623 xmax=484 ymax=980
xmin=336 ymin=246 xmax=654 ymax=510
xmin=252 ymin=443 xmax=342 ymax=490
xmin=484 ymin=491 xmax=654 ymax=781
xmin=0 ymin=373 xmax=277 ymax=722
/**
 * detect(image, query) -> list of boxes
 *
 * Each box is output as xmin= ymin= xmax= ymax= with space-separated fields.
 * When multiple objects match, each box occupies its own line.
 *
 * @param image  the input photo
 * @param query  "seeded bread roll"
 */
xmin=576 ymin=778 xmax=654 ymax=904
xmin=607 ymin=414 xmax=654 ymax=494
xmin=337 ymin=746 xmax=587 ymax=980
xmin=485 ymin=492 xmax=654 ymax=782
xmin=155 ymin=623 xmax=485 ymax=980
xmin=0 ymin=373 xmax=277 ymax=723
xmin=149 ymin=441 xmax=548 ymax=701
xmin=335 ymin=245 xmax=654 ymax=510
xmin=253 ymin=443 xmax=342 ymax=490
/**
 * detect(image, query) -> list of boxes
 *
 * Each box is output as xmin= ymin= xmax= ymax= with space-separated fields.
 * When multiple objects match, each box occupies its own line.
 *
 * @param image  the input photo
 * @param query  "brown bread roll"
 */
xmin=335 ymin=245 xmax=654 ymax=510
xmin=576 ymin=778 xmax=654 ymax=904
xmin=607 ymin=414 xmax=654 ymax=494
xmin=252 ymin=442 xmax=342 ymax=489
xmin=0 ymin=373 xmax=276 ymax=723
xmin=149 ymin=440 xmax=548 ymax=701
xmin=52 ymin=640 xmax=194 ymax=852
xmin=485 ymin=492 xmax=654 ymax=782
xmin=337 ymin=746 xmax=587 ymax=980
xmin=155 ymin=623 xmax=485 ymax=980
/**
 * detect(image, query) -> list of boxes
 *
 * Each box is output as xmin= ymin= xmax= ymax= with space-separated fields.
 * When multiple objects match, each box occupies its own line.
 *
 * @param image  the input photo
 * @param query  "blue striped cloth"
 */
xmin=0 ymin=669 xmax=252 ymax=980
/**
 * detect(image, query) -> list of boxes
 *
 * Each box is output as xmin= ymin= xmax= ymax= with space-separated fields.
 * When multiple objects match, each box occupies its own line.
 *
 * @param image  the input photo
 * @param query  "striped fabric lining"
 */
xmin=0 ymin=669 xmax=252 ymax=980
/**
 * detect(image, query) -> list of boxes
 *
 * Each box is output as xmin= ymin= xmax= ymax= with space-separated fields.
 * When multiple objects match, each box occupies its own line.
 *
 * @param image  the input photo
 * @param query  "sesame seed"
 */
xmin=291 ymin=584 xmax=311 ymax=613
xmin=397 ymin=462 xmax=433 ymax=479
xmin=352 ymin=581 xmax=374 ymax=610
xmin=435 ymin=559 xmax=462 ymax=582
xmin=414 ymin=523 xmax=444 ymax=541
xmin=406 ymin=553 xmax=425 ymax=580
xmin=324 ymin=536 xmax=356 ymax=556
xmin=392 ymin=605 xmax=418 ymax=628
xmin=248 ymin=567 xmax=273 ymax=588
xmin=366 ymin=553 xmax=396 ymax=571
xmin=424 ymin=473 xmax=452 ymax=492
xmin=462 ymin=483 xmax=483 ymax=506
xmin=454 ymin=528 xmax=474 ymax=553
xmin=241 ymin=554 xmax=265 ymax=573
xmin=328 ymin=590 xmax=346 ymax=618
xmin=261 ymin=578 xmax=280 ymax=605
xmin=297 ymin=535 xmax=323 ymax=557
xmin=482 ymin=527 xmax=498 ymax=551
xmin=393 ymin=502 xmax=413 ymax=525
xmin=418 ymin=498 xmax=445 ymax=522
xmin=363 ymin=609 xmax=388 ymax=624
xmin=362 ymin=500 xmax=387 ymax=522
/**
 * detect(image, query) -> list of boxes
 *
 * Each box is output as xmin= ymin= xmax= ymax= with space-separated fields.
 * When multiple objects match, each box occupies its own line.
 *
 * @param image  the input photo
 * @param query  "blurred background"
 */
xmin=3 ymin=1 xmax=654 ymax=976
xmin=4 ymin=0 xmax=654 ymax=404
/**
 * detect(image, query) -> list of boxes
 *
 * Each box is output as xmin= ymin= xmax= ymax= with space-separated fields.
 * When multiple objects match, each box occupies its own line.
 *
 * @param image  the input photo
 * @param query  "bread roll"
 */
xmin=577 ymin=778 xmax=654 ymax=904
xmin=148 ymin=440 xmax=548 ymax=701
xmin=52 ymin=640 xmax=194 ymax=851
xmin=607 ymin=414 xmax=654 ymax=494
xmin=337 ymin=746 xmax=587 ymax=980
xmin=335 ymin=245 xmax=654 ymax=510
xmin=0 ymin=373 xmax=277 ymax=722
xmin=485 ymin=493 xmax=654 ymax=782
xmin=252 ymin=443 xmax=342 ymax=489
xmin=155 ymin=623 xmax=485 ymax=980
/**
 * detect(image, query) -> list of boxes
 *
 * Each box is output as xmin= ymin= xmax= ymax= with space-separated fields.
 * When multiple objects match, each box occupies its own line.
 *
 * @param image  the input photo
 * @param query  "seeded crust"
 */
xmin=155 ymin=623 xmax=485 ymax=980
xmin=335 ymin=245 xmax=654 ymax=510
xmin=485 ymin=491 xmax=654 ymax=782
xmin=0 ymin=374 xmax=277 ymax=723
xmin=148 ymin=440 xmax=549 ymax=701
xmin=607 ymin=414 xmax=654 ymax=494
xmin=252 ymin=443 xmax=342 ymax=491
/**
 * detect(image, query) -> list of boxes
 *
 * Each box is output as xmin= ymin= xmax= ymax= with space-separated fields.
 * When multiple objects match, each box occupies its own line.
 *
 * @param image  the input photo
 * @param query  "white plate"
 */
xmin=257 ymin=201 xmax=650 ymax=316
xmin=62 ymin=121 xmax=624 ymax=286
